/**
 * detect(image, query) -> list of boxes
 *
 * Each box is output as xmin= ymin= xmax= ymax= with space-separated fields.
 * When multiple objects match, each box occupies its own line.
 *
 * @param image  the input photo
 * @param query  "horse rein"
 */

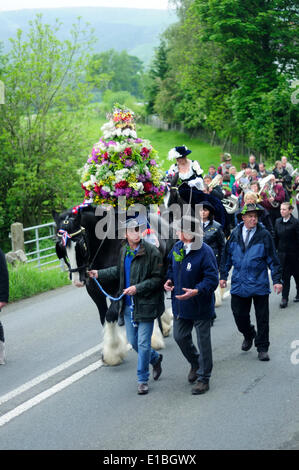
xmin=57 ymin=225 xmax=89 ymax=277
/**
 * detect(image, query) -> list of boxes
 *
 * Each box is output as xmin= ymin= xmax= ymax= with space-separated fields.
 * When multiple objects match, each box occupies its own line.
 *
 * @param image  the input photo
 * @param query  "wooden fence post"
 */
xmin=11 ymin=222 xmax=24 ymax=252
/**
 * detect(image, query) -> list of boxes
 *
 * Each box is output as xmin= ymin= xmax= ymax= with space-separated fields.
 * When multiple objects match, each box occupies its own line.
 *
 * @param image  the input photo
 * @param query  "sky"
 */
xmin=0 ymin=0 xmax=172 ymax=11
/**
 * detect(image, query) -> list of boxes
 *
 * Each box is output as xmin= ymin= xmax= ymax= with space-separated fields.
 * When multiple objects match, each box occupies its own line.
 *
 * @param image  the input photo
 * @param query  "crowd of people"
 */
xmin=0 ymin=146 xmax=298 ymax=400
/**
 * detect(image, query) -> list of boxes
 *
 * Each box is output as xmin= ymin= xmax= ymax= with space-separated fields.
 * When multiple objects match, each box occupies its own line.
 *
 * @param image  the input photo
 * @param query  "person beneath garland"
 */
xmin=164 ymin=215 xmax=219 ymax=394
xmin=167 ymin=146 xmax=204 ymax=190
xmin=88 ymin=215 xmax=164 ymax=395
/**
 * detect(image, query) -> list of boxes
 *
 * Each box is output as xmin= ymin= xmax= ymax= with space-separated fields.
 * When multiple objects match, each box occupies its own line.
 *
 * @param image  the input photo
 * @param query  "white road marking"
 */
xmin=0 ymin=359 xmax=103 ymax=427
xmin=0 ymin=344 xmax=101 ymax=406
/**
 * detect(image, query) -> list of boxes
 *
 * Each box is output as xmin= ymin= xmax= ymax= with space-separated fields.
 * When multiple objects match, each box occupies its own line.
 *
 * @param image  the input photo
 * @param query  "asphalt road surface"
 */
xmin=0 ymin=279 xmax=298 ymax=451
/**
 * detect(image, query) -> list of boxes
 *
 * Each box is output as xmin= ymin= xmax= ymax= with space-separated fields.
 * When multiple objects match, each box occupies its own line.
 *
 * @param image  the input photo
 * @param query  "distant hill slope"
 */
xmin=0 ymin=7 xmax=177 ymax=66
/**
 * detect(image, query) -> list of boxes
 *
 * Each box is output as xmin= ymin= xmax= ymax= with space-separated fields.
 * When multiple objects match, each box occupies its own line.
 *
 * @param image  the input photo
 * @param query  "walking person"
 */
xmin=220 ymin=204 xmax=282 ymax=361
xmin=164 ymin=215 xmax=219 ymax=394
xmin=274 ymin=202 xmax=299 ymax=308
xmin=0 ymin=248 xmax=9 ymax=365
xmin=88 ymin=216 xmax=164 ymax=395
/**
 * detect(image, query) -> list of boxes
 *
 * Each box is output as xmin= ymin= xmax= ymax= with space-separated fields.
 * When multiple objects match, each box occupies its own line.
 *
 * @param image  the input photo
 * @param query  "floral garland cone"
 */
xmin=79 ymin=105 xmax=166 ymax=209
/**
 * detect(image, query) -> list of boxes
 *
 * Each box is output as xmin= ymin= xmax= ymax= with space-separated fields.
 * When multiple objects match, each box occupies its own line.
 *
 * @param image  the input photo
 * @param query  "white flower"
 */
xmin=102 ymin=185 xmax=112 ymax=194
xmin=130 ymin=182 xmax=144 ymax=193
xmin=115 ymin=169 xmax=129 ymax=182
xmin=83 ymin=179 xmax=95 ymax=189
xmin=168 ymin=148 xmax=182 ymax=160
xmin=90 ymin=174 xmax=97 ymax=184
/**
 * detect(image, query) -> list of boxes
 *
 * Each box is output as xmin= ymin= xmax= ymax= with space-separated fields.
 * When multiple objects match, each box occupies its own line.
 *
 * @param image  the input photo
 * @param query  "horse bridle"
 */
xmin=57 ymin=223 xmax=90 ymax=279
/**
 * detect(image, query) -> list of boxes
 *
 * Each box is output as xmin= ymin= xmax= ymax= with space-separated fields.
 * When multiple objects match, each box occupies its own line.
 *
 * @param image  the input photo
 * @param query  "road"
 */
xmin=0 ymin=280 xmax=298 ymax=450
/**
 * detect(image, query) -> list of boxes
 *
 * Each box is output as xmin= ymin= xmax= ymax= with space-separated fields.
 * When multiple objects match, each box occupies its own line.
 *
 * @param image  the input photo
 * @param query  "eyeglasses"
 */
xmin=127 ymin=226 xmax=141 ymax=233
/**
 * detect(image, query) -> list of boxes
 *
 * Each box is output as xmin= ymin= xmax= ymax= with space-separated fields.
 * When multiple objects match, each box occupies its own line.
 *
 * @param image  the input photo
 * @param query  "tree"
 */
xmin=87 ymin=49 xmax=145 ymax=98
xmin=0 ymin=14 xmax=95 ymax=241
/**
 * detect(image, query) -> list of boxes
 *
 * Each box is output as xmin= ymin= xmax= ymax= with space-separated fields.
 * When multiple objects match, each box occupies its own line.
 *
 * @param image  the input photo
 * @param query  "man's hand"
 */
xmin=219 ymin=280 xmax=227 ymax=289
xmin=123 ymin=286 xmax=137 ymax=296
xmin=175 ymin=288 xmax=198 ymax=300
xmin=273 ymin=284 xmax=283 ymax=295
xmin=88 ymin=270 xmax=98 ymax=279
xmin=164 ymin=279 xmax=174 ymax=292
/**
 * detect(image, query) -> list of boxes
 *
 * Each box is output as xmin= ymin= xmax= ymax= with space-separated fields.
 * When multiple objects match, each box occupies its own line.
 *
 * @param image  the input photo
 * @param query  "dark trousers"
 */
xmin=280 ymin=257 xmax=299 ymax=301
xmin=231 ymin=294 xmax=270 ymax=352
xmin=173 ymin=317 xmax=213 ymax=383
xmin=0 ymin=321 xmax=4 ymax=343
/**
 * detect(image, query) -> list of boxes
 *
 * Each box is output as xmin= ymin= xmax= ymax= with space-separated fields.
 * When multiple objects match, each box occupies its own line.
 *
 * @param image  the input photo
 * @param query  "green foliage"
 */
xmin=99 ymin=89 xmax=146 ymax=119
xmin=87 ymin=49 xmax=145 ymax=99
xmin=8 ymin=262 xmax=70 ymax=302
xmin=145 ymin=0 xmax=299 ymax=162
xmin=0 ymin=14 xmax=96 ymax=243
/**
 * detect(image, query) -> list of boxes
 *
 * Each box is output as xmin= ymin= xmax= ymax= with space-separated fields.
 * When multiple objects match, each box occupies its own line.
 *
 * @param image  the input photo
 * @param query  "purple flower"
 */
xmin=114 ymin=188 xmax=126 ymax=197
xmin=125 ymin=187 xmax=133 ymax=197
xmin=149 ymin=159 xmax=157 ymax=166
xmin=152 ymin=186 xmax=159 ymax=194
xmin=135 ymin=138 xmax=143 ymax=143
xmin=132 ymin=190 xmax=139 ymax=197
xmin=100 ymin=188 xmax=110 ymax=197
xmin=125 ymin=159 xmax=135 ymax=168
xmin=138 ymin=174 xmax=146 ymax=182
xmin=145 ymin=171 xmax=151 ymax=179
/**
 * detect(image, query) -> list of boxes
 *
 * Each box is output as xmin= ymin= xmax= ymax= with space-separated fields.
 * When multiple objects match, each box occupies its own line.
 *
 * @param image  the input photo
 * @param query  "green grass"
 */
xmin=8 ymin=263 xmax=70 ymax=302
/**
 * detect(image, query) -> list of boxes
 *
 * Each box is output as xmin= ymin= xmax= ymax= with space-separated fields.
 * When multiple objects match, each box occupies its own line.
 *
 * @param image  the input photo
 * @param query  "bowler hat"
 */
xmin=201 ymin=200 xmax=215 ymax=215
xmin=237 ymin=203 xmax=264 ymax=221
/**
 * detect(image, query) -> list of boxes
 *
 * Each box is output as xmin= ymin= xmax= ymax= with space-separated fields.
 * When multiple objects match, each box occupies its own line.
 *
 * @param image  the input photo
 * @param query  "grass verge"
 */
xmin=8 ymin=263 xmax=70 ymax=302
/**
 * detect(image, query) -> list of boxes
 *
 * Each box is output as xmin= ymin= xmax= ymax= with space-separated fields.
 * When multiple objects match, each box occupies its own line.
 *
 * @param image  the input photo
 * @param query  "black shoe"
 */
xmin=280 ymin=299 xmax=288 ymax=308
xmin=188 ymin=367 xmax=198 ymax=384
xmin=258 ymin=351 xmax=270 ymax=361
xmin=241 ymin=330 xmax=256 ymax=351
xmin=137 ymin=383 xmax=149 ymax=395
xmin=153 ymin=354 xmax=163 ymax=381
xmin=192 ymin=381 xmax=209 ymax=395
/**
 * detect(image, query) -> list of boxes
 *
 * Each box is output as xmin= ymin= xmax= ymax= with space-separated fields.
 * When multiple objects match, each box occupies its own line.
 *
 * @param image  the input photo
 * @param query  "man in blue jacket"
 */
xmin=220 ymin=204 xmax=282 ymax=362
xmin=164 ymin=215 xmax=219 ymax=395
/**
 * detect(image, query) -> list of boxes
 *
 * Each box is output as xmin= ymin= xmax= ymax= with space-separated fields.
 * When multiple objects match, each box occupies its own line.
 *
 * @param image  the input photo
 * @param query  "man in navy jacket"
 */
xmin=164 ymin=215 xmax=219 ymax=395
xmin=220 ymin=204 xmax=282 ymax=362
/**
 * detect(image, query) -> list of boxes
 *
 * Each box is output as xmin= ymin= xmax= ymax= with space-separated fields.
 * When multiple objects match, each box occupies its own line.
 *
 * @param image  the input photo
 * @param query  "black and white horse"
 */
xmin=53 ymin=205 xmax=174 ymax=364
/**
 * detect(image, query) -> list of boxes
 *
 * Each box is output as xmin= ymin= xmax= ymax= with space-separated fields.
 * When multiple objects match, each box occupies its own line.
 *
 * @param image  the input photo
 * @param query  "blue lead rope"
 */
xmin=92 ymin=277 xmax=137 ymax=328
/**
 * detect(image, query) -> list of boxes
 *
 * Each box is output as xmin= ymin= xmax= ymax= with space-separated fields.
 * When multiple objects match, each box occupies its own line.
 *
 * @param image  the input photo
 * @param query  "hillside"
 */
xmin=0 ymin=7 xmax=177 ymax=66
